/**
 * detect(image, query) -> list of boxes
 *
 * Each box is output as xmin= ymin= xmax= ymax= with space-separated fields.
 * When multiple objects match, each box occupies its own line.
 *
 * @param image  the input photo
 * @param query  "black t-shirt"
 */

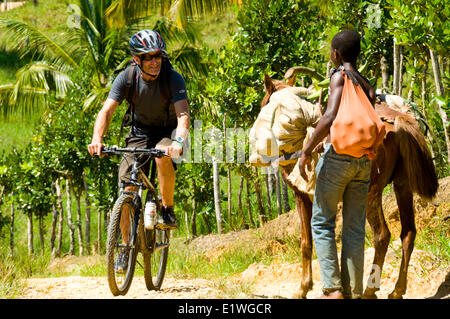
xmin=108 ymin=66 xmax=188 ymax=128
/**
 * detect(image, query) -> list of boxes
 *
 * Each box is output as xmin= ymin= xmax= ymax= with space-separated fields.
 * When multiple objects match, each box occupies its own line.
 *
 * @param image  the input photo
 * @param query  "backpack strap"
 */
xmin=118 ymin=64 xmax=137 ymax=144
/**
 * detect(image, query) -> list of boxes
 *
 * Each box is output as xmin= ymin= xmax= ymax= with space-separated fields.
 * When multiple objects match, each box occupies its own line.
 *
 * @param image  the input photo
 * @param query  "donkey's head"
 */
xmin=261 ymin=73 xmax=297 ymax=108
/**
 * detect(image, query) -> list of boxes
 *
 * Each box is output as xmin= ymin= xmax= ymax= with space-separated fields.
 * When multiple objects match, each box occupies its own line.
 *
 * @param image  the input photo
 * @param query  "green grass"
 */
xmin=0 ymin=0 xmax=72 ymax=40
xmin=0 ymin=119 xmax=38 ymax=153
xmin=415 ymin=205 xmax=450 ymax=268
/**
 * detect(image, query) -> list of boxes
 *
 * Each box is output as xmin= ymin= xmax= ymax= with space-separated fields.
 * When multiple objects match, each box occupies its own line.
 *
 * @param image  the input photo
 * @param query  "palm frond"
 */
xmin=153 ymin=17 xmax=200 ymax=47
xmin=0 ymin=83 xmax=48 ymax=120
xmin=171 ymin=45 xmax=209 ymax=78
xmin=168 ymin=0 xmax=241 ymax=28
xmin=0 ymin=18 xmax=79 ymax=70
xmin=0 ymin=61 xmax=73 ymax=119
xmin=105 ymin=0 xmax=241 ymax=29
xmin=13 ymin=61 xmax=73 ymax=99
xmin=105 ymin=0 xmax=156 ymax=28
xmin=82 ymin=85 xmax=111 ymax=113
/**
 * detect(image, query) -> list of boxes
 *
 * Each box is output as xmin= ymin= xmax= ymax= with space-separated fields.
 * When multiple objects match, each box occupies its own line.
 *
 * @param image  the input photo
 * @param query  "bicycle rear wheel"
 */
xmin=106 ymin=194 xmax=139 ymax=296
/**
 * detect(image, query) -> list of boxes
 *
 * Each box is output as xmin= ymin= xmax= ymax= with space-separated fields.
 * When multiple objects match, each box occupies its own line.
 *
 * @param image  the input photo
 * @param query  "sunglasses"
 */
xmin=141 ymin=52 xmax=162 ymax=61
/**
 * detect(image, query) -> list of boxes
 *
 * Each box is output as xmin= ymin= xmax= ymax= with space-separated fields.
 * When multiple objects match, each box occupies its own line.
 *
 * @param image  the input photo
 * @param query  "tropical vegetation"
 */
xmin=0 ymin=0 xmax=448 ymax=298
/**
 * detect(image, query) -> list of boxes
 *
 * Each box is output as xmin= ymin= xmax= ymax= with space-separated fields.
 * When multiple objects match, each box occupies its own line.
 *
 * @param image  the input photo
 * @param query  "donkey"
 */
xmin=260 ymin=72 xmax=439 ymax=299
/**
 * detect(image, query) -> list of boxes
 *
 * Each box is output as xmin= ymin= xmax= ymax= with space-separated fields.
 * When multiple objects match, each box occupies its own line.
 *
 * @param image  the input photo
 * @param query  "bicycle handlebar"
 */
xmin=101 ymin=146 xmax=168 ymax=158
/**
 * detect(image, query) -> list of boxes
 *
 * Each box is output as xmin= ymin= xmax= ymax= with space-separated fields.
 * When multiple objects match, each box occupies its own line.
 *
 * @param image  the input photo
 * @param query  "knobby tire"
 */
xmin=106 ymin=194 xmax=138 ymax=296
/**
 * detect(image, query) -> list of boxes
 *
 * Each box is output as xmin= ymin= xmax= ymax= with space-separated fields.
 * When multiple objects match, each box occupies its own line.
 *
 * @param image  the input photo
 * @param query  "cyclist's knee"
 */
xmin=155 ymin=156 xmax=173 ymax=169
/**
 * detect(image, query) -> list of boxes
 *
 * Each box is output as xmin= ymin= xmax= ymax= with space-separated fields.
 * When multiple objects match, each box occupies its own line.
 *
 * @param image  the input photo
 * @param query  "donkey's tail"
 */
xmin=394 ymin=114 xmax=439 ymax=199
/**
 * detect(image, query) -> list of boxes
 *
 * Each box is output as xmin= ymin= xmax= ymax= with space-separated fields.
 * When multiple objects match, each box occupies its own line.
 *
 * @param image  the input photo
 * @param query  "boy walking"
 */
xmin=299 ymin=30 xmax=385 ymax=299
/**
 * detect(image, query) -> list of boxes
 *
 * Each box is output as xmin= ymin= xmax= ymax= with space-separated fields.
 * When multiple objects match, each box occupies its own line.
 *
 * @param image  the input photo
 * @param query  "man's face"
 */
xmin=137 ymin=51 xmax=162 ymax=76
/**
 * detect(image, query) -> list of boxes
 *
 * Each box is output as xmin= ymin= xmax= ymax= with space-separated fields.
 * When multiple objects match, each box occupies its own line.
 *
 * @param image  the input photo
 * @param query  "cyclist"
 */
xmin=88 ymin=30 xmax=190 ymax=271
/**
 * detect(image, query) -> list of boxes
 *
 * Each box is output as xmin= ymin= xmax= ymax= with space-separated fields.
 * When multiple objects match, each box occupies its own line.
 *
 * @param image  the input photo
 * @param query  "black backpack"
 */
xmin=116 ymin=59 xmax=174 ymax=143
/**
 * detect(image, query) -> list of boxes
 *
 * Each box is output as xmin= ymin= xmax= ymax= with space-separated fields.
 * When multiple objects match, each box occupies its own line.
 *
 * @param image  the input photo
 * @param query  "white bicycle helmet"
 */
xmin=129 ymin=29 xmax=167 ymax=56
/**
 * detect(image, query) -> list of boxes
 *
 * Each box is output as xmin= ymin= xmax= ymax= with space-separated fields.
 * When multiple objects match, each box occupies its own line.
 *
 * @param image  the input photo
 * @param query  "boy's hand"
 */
xmin=299 ymin=152 xmax=312 ymax=181
xmin=366 ymin=148 xmax=376 ymax=161
xmin=313 ymin=141 xmax=324 ymax=154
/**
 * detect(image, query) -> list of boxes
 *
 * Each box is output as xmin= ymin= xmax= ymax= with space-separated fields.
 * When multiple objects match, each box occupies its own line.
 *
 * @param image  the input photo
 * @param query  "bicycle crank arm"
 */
xmin=154 ymin=243 xmax=170 ymax=252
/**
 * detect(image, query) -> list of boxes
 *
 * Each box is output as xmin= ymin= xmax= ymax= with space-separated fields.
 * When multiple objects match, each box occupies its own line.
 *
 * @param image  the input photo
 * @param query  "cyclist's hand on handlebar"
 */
xmin=88 ymin=140 xmax=104 ymax=157
xmin=166 ymin=141 xmax=182 ymax=159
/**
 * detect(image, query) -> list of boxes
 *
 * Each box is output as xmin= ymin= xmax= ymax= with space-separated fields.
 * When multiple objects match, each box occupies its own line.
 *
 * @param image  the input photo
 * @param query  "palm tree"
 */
xmin=105 ymin=0 xmax=241 ymax=29
xmin=0 ymin=0 xmax=240 ymax=118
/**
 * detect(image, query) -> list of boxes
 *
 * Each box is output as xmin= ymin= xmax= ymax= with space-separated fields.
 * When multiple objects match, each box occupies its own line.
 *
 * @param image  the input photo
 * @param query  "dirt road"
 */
xmin=19 ymin=243 xmax=449 ymax=299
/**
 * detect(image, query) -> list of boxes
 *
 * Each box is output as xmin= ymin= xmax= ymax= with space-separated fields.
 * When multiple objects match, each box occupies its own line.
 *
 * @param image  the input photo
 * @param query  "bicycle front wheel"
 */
xmin=106 ymin=194 xmax=138 ymax=296
xmin=143 ymin=227 xmax=170 ymax=290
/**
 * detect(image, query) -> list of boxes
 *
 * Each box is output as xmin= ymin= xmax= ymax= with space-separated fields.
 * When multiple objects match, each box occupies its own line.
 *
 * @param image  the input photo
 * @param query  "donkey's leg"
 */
xmin=293 ymin=191 xmax=314 ymax=298
xmin=363 ymin=185 xmax=391 ymax=299
xmin=388 ymin=178 xmax=416 ymax=299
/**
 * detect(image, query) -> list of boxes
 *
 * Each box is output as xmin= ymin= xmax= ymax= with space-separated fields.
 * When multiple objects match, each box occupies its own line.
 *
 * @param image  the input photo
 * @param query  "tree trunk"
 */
xmin=407 ymin=59 xmax=418 ymax=102
xmin=27 ymin=213 xmax=33 ymax=255
xmin=253 ymin=168 xmax=267 ymax=225
xmin=97 ymin=209 xmax=102 ymax=254
xmin=421 ymin=59 xmax=429 ymax=117
xmin=201 ymin=212 xmax=212 ymax=234
xmin=281 ymin=174 xmax=291 ymax=212
xmin=223 ymin=114 xmax=232 ymax=227
xmin=74 ymin=187 xmax=84 ymax=256
xmin=264 ymin=171 xmax=272 ymax=218
xmin=66 ymin=178 xmax=75 ymax=255
xmin=83 ymin=172 xmax=91 ymax=255
xmin=380 ymin=55 xmax=389 ymax=91
xmin=55 ymin=177 xmax=64 ymax=258
xmin=245 ymin=177 xmax=255 ymax=227
xmin=237 ymin=175 xmax=247 ymax=228
xmin=429 ymin=48 xmax=450 ymax=162
xmin=38 ymin=215 xmax=45 ymax=255
xmin=398 ymin=45 xmax=404 ymax=96
xmin=184 ymin=209 xmax=190 ymax=240
xmin=212 ymin=157 xmax=223 ymax=234
xmin=10 ymin=193 xmax=14 ymax=258
xmin=274 ymin=169 xmax=282 ymax=216
xmin=190 ymin=198 xmax=197 ymax=238
xmin=227 ymin=166 xmax=232 ymax=228
xmin=104 ymin=208 xmax=109 ymax=233
xmin=50 ymin=182 xmax=58 ymax=256
xmin=393 ymin=42 xmax=401 ymax=95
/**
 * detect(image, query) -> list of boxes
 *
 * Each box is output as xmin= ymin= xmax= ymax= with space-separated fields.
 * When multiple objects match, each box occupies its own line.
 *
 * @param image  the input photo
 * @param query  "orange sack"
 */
xmin=330 ymin=70 xmax=386 ymax=158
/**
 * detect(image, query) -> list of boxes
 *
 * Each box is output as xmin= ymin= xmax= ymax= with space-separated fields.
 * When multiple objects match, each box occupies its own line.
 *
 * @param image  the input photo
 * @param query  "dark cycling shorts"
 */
xmin=118 ymin=127 xmax=176 ymax=188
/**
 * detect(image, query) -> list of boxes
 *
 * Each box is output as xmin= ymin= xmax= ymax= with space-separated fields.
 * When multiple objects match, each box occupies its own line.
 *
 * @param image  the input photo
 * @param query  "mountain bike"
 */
xmin=102 ymin=146 xmax=170 ymax=296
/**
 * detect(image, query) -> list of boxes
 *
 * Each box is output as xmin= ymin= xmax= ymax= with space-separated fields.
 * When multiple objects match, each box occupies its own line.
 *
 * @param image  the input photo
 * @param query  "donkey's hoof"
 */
xmin=363 ymin=287 xmax=379 ymax=299
xmin=388 ymin=291 xmax=404 ymax=299
xmin=292 ymin=289 xmax=308 ymax=299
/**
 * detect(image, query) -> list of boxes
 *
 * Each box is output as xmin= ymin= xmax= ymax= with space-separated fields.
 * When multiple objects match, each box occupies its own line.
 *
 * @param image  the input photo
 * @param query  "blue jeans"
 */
xmin=312 ymin=143 xmax=371 ymax=298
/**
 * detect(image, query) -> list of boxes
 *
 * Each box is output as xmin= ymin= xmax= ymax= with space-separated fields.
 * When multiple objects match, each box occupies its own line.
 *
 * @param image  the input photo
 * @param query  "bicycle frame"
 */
xmin=120 ymin=161 xmax=161 ymax=252
xmin=103 ymin=146 xmax=167 ymax=252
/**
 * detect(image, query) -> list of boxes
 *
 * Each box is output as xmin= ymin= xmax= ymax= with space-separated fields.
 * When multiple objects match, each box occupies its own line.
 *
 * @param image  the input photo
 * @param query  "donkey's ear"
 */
xmin=264 ymin=73 xmax=275 ymax=93
xmin=287 ymin=74 xmax=297 ymax=87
